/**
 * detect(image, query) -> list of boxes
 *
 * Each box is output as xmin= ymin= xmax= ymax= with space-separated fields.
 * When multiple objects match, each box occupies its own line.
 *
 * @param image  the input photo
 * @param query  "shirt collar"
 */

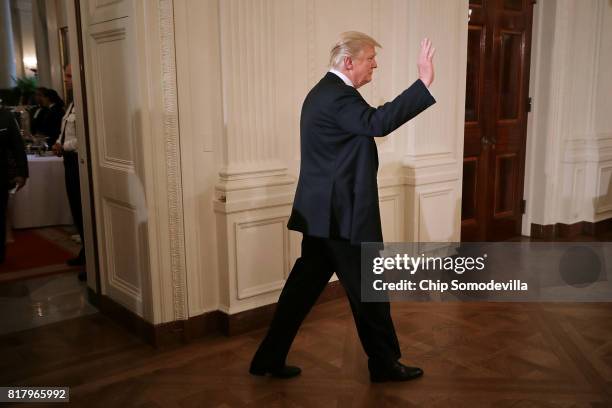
xmin=329 ymin=69 xmax=354 ymax=88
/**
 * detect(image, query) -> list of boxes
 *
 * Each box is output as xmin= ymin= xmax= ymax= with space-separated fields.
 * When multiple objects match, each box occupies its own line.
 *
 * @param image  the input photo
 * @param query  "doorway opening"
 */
xmin=0 ymin=0 xmax=98 ymax=335
xmin=461 ymin=0 xmax=534 ymax=241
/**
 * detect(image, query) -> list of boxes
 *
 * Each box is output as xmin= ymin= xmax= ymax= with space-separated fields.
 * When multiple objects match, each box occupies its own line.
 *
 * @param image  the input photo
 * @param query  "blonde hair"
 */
xmin=329 ymin=31 xmax=382 ymax=69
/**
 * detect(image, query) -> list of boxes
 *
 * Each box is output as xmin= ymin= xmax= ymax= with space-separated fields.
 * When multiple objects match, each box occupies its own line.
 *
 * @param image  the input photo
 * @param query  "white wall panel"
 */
xmin=235 ymin=217 xmax=289 ymax=300
xmin=87 ymin=0 xmax=131 ymax=25
xmin=418 ymin=187 xmax=458 ymax=242
xmin=176 ymin=0 xmax=468 ymax=315
xmin=102 ymin=198 xmax=143 ymax=314
xmin=596 ymin=165 xmax=612 ymax=214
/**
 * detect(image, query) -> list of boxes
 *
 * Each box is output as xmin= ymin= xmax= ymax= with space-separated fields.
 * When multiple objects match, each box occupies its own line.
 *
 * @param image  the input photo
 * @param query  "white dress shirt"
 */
xmin=329 ymin=69 xmax=354 ymax=87
xmin=56 ymin=102 xmax=78 ymax=152
xmin=33 ymin=106 xmax=43 ymax=119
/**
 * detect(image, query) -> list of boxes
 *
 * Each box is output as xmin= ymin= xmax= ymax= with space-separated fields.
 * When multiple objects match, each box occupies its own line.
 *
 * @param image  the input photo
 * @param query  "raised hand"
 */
xmin=417 ymin=38 xmax=435 ymax=88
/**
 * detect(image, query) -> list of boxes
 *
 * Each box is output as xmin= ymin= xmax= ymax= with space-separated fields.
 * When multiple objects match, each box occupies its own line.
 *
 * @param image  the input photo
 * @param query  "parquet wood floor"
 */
xmin=1 ymin=299 xmax=611 ymax=407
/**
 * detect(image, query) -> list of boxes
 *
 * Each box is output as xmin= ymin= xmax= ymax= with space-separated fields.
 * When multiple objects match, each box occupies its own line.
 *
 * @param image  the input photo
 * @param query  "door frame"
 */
xmin=521 ymin=0 xmax=547 ymax=237
xmin=65 ymin=0 xmax=100 ymax=293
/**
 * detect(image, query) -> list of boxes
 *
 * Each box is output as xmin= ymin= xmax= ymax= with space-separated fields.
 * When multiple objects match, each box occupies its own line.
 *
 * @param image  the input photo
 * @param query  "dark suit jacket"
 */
xmin=38 ymin=104 xmax=65 ymax=146
xmin=287 ymin=73 xmax=436 ymax=244
xmin=30 ymin=106 xmax=48 ymax=135
xmin=0 ymin=108 xmax=29 ymax=187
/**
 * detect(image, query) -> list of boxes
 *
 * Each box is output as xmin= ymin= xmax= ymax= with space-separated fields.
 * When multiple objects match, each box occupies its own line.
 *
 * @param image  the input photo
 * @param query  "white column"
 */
xmin=216 ymin=0 xmax=294 ymax=193
xmin=32 ymin=0 xmax=51 ymax=87
xmin=401 ymin=0 xmax=468 ymax=242
xmin=0 ymin=0 xmax=16 ymax=88
xmin=214 ymin=0 xmax=296 ymax=314
xmin=10 ymin=0 xmax=23 ymax=78
xmin=524 ymin=0 xmax=611 ymax=230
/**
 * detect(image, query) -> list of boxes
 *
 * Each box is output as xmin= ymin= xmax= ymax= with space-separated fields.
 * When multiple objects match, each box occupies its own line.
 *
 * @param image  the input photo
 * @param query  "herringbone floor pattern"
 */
xmin=1 ymin=299 xmax=611 ymax=407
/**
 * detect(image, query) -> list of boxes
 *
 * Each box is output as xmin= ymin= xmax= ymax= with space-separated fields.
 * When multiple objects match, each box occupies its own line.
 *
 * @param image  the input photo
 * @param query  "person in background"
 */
xmin=52 ymin=64 xmax=86 ymax=281
xmin=30 ymin=87 xmax=48 ymax=138
xmin=40 ymin=89 xmax=65 ymax=149
xmin=14 ymin=93 xmax=32 ymax=141
xmin=0 ymin=106 xmax=28 ymax=263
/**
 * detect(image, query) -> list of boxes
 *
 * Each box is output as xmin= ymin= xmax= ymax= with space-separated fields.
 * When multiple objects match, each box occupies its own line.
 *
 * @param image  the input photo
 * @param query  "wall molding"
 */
xmin=562 ymin=135 xmax=612 ymax=163
xmin=417 ymin=187 xmax=454 ymax=241
xmin=596 ymin=164 xmax=612 ymax=214
xmin=570 ymin=164 xmax=586 ymax=219
xmin=89 ymin=281 xmax=345 ymax=347
xmin=158 ymin=0 xmax=188 ymax=321
xmin=88 ymin=0 xmax=130 ymax=26
xmin=402 ymin=158 xmax=460 ymax=186
xmin=213 ymin=193 xmax=295 ymax=215
xmin=90 ymin=27 xmax=126 ymax=42
xmin=234 ymin=216 xmax=290 ymax=299
xmin=530 ymin=218 xmax=612 ymax=240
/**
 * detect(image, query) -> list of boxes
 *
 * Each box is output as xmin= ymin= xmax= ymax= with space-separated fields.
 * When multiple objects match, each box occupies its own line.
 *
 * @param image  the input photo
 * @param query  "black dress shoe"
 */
xmin=369 ymin=361 xmax=423 ymax=383
xmin=249 ymin=364 xmax=302 ymax=379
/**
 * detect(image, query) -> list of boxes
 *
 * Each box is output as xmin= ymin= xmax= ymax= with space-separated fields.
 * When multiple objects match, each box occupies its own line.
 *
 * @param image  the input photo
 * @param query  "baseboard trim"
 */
xmin=221 ymin=279 xmax=345 ymax=336
xmin=88 ymin=280 xmax=345 ymax=347
xmin=87 ymin=288 xmax=158 ymax=344
xmin=530 ymin=218 xmax=612 ymax=239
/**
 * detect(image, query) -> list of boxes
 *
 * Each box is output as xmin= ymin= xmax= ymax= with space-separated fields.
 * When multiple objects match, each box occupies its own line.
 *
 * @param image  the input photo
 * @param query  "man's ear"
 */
xmin=343 ymin=56 xmax=353 ymax=70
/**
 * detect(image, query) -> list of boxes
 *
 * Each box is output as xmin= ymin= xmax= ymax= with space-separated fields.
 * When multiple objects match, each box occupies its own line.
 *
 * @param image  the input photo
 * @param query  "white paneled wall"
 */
xmin=175 ymin=0 xmax=468 ymax=316
xmin=80 ymin=0 xmax=612 ymax=322
xmin=524 ymin=0 xmax=612 ymax=231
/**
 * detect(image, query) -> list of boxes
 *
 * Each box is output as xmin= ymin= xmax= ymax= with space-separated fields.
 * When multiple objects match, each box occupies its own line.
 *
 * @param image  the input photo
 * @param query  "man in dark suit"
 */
xmin=250 ymin=32 xmax=436 ymax=382
xmin=30 ymin=87 xmax=48 ymax=139
xmin=0 ymin=107 xmax=28 ymax=263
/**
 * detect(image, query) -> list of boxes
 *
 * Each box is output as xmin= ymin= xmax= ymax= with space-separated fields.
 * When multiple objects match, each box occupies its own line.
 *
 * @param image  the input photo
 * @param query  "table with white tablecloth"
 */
xmin=9 ymin=155 xmax=74 ymax=229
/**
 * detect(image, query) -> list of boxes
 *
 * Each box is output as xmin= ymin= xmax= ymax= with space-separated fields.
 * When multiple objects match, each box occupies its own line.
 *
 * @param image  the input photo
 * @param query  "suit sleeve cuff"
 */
xmin=416 ymin=78 xmax=436 ymax=103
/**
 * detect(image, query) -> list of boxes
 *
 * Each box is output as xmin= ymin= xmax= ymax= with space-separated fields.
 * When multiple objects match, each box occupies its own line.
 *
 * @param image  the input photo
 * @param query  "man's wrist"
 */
xmin=419 ymin=77 xmax=431 ymax=88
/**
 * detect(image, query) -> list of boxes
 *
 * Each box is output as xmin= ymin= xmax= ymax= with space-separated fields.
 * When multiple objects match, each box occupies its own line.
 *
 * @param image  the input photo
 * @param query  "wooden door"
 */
xmin=461 ymin=0 xmax=534 ymax=241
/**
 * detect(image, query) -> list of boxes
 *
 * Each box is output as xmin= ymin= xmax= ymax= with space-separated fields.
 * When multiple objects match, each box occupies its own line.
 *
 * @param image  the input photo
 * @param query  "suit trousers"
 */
xmin=63 ymin=151 xmax=84 ymax=260
xmin=251 ymin=234 xmax=401 ymax=368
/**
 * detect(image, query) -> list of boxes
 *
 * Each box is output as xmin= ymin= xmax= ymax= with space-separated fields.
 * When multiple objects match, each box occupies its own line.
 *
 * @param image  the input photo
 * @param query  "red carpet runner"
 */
xmin=0 ymin=230 xmax=76 ymax=276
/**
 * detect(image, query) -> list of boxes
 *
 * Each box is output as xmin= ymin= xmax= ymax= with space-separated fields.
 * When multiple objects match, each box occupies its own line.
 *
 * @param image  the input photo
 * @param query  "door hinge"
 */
xmin=527 ymin=97 xmax=532 ymax=113
xmin=521 ymin=199 xmax=526 ymax=214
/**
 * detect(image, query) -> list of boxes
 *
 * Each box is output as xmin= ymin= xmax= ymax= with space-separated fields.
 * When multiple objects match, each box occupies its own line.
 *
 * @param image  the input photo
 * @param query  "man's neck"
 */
xmin=329 ymin=68 xmax=354 ymax=88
